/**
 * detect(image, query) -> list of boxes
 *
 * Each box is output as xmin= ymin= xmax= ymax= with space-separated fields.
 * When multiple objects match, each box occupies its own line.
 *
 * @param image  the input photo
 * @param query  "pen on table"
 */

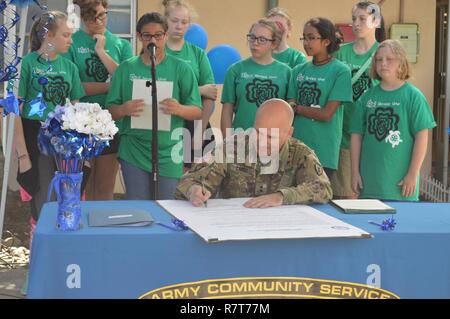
xmin=201 ymin=177 xmax=208 ymax=207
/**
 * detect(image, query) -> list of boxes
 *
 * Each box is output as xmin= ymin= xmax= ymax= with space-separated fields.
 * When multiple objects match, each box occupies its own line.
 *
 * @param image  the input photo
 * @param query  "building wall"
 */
xmin=136 ymin=0 xmax=436 ymax=175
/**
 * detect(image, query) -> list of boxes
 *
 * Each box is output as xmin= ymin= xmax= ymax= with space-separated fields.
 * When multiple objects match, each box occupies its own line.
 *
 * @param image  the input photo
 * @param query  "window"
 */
xmin=105 ymin=0 xmax=137 ymax=51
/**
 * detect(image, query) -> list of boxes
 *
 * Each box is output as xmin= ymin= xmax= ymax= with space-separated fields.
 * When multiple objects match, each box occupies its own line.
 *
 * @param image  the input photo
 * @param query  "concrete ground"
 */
xmin=0 ymin=267 xmax=27 ymax=299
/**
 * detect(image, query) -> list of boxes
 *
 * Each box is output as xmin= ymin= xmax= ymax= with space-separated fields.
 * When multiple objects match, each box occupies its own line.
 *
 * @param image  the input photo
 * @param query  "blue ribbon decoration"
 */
xmin=27 ymin=92 xmax=48 ymax=117
xmin=47 ymin=171 xmax=83 ymax=231
xmin=7 ymin=9 xmax=20 ymax=29
xmin=0 ymin=0 xmax=7 ymax=12
xmin=9 ymin=0 xmax=45 ymax=9
xmin=156 ymin=219 xmax=189 ymax=231
xmin=0 ymin=90 xmax=20 ymax=116
xmin=0 ymin=24 xmax=7 ymax=44
xmin=369 ymin=216 xmax=397 ymax=231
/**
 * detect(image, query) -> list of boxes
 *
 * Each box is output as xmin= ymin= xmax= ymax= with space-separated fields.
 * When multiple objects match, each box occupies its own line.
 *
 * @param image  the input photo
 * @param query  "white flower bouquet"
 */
xmin=60 ymin=102 xmax=118 ymax=139
xmin=38 ymin=101 xmax=118 ymax=169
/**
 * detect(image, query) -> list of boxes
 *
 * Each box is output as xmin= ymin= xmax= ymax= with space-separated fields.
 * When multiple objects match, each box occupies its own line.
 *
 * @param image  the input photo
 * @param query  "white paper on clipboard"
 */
xmin=131 ymin=79 xmax=173 ymax=131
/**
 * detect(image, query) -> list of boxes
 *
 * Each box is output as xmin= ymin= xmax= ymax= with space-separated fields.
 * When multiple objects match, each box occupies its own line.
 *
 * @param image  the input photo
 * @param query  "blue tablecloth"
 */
xmin=28 ymin=201 xmax=450 ymax=299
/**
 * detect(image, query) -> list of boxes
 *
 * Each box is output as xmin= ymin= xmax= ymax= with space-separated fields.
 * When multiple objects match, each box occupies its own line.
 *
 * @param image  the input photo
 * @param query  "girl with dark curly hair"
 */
xmin=63 ymin=0 xmax=134 ymax=200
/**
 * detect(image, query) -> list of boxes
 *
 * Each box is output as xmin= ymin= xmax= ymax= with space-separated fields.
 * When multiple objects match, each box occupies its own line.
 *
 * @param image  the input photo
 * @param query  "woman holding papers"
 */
xmin=63 ymin=0 xmax=133 ymax=200
xmin=163 ymin=0 xmax=216 ymax=167
xmin=106 ymin=12 xmax=202 ymax=200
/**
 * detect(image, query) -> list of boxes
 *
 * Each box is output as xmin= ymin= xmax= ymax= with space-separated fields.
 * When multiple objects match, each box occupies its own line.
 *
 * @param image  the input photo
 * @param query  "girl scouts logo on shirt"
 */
xmin=85 ymin=54 xmax=109 ymax=82
xmin=368 ymin=107 xmax=400 ymax=142
xmin=352 ymin=69 xmax=372 ymax=100
xmin=366 ymin=99 xmax=377 ymax=109
xmin=297 ymin=82 xmax=321 ymax=107
xmin=43 ymin=76 xmax=70 ymax=106
xmin=245 ymin=78 xmax=279 ymax=107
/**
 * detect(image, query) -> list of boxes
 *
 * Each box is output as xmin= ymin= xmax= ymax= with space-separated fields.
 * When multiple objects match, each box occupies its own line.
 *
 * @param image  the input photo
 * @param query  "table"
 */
xmin=28 ymin=201 xmax=450 ymax=299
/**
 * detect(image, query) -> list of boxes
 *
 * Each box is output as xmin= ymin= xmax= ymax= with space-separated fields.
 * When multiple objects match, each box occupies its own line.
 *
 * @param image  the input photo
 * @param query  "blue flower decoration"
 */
xmin=369 ymin=216 xmax=396 ymax=231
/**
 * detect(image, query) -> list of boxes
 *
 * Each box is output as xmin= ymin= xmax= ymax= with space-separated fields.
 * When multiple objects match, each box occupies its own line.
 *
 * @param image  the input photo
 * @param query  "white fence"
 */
xmin=420 ymin=174 xmax=450 ymax=202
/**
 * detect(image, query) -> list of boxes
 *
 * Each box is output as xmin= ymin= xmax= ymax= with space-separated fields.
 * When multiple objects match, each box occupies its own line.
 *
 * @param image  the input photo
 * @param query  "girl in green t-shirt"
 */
xmin=350 ymin=40 xmax=436 ymax=201
xmin=331 ymin=1 xmax=386 ymax=199
xmin=107 ymin=12 xmax=202 ymax=200
xmin=14 ymin=12 xmax=85 ymax=220
xmin=163 ymin=0 xmax=216 ymax=167
xmin=288 ymin=18 xmax=352 ymax=178
xmin=221 ymin=19 xmax=291 ymax=137
xmin=266 ymin=7 xmax=307 ymax=68
xmin=65 ymin=0 xmax=134 ymax=201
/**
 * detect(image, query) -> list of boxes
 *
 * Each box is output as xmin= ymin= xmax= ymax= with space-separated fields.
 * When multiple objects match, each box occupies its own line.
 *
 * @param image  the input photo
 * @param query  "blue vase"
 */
xmin=49 ymin=172 xmax=83 ymax=231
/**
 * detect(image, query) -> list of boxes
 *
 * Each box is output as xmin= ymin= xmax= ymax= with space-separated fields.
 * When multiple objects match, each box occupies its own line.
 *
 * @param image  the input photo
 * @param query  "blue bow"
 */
xmin=369 ymin=216 xmax=397 ymax=231
xmin=156 ymin=218 xmax=189 ymax=231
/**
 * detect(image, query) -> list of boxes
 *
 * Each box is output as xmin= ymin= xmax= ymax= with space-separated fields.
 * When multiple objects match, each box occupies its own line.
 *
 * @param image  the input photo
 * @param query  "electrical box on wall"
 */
xmin=390 ymin=23 xmax=420 ymax=63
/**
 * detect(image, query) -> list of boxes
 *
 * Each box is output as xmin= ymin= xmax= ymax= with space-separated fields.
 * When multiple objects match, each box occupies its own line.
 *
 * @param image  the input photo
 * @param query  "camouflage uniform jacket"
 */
xmin=174 ymin=136 xmax=332 ymax=205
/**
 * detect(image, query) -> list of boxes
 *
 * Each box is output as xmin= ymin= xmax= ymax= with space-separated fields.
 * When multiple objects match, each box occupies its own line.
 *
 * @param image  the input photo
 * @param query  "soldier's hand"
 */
xmin=188 ymin=185 xmax=211 ymax=207
xmin=243 ymin=192 xmax=283 ymax=209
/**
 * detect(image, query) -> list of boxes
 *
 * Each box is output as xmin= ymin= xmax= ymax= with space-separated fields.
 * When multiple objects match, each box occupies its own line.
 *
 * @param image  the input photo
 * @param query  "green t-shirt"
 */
xmin=62 ymin=30 xmax=133 ymax=107
xmin=165 ymin=41 xmax=215 ymax=86
xmin=19 ymin=51 xmax=85 ymax=121
xmin=105 ymin=55 xmax=202 ymax=178
xmin=287 ymin=59 xmax=352 ymax=169
xmin=221 ymin=58 xmax=291 ymax=130
xmin=350 ymin=82 xmax=436 ymax=201
xmin=273 ymin=47 xmax=307 ymax=69
xmin=335 ymin=42 xmax=379 ymax=148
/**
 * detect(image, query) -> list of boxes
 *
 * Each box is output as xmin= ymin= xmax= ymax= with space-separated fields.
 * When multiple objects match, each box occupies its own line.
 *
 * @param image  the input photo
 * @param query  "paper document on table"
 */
xmin=332 ymin=199 xmax=396 ymax=214
xmin=157 ymin=198 xmax=371 ymax=243
xmin=131 ymin=79 xmax=172 ymax=131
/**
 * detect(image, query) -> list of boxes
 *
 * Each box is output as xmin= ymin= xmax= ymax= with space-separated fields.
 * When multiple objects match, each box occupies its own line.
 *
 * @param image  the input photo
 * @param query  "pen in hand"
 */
xmin=201 ymin=176 xmax=208 ymax=207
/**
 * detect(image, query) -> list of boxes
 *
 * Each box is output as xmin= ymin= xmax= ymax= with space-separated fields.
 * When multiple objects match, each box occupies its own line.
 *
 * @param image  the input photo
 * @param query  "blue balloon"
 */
xmin=207 ymin=45 xmax=241 ymax=84
xmin=184 ymin=23 xmax=208 ymax=50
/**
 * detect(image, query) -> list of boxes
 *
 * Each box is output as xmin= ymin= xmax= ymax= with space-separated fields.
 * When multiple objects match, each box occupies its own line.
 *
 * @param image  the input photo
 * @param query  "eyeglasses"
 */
xmin=299 ymin=36 xmax=323 ymax=42
xmin=140 ymin=32 xmax=166 ymax=41
xmin=246 ymin=34 xmax=274 ymax=45
xmin=93 ymin=11 xmax=108 ymax=22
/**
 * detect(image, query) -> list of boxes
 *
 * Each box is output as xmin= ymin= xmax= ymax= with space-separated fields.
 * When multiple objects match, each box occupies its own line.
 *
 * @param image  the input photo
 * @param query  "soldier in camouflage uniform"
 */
xmin=174 ymin=99 xmax=332 ymax=208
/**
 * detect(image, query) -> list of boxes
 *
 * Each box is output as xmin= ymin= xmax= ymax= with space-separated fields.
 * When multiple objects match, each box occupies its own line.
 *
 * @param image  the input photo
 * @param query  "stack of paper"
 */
xmin=331 ymin=199 xmax=396 ymax=214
